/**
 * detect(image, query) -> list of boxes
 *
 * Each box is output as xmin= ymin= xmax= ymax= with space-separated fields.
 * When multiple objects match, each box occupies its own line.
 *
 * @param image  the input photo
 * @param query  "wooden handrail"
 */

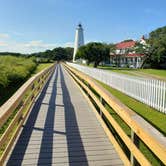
xmin=64 ymin=63 xmax=166 ymax=166
xmin=0 ymin=63 xmax=56 ymax=164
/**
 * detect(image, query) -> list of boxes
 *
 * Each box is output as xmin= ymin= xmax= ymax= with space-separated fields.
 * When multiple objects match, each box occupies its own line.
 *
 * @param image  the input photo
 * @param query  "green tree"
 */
xmin=132 ymin=42 xmax=151 ymax=68
xmin=64 ymin=47 xmax=74 ymax=61
xmin=51 ymin=47 xmax=67 ymax=61
xmin=76 ymin=42 xmax=110 ymax=67
xmin=30 ymin=47 xmax=74 ymax=61
xmin=76 ymin=45 xmax=92 ymax=65
xmin=148 ymin=26 xmax=166 ymax=68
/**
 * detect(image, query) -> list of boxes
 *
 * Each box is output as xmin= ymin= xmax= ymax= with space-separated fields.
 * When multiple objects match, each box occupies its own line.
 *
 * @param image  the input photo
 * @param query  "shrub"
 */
xmin=0 ymin=56 xmax=37 ymax=96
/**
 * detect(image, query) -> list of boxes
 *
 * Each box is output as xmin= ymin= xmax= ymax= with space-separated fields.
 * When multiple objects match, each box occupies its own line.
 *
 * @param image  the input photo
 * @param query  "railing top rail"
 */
xmin=0 ymin=63 xmax=55 ymax=128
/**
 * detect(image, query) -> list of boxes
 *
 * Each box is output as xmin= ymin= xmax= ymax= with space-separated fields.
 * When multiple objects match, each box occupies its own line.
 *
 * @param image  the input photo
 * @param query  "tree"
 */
xmin=52 ymin=47 xmax=67 ymax=61
xmin=64 ymin=47 xmax=74 ymax=61
xmin=76 ymin=45 xmax=92 ymax=65
xmin=29 ymin=47 xmax=74 ymax=62
xmin=132 ymin=42 xmax=152 ymax=68
xmin=76 ymin=42 xmax=110 ymax=67
xmin=148 ymin=26 xmax=166 ymax=68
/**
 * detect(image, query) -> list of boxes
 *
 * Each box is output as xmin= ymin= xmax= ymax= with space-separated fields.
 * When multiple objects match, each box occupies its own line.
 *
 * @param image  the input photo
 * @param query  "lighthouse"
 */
xmin=73 ymin=23 xmax=84 ymax=62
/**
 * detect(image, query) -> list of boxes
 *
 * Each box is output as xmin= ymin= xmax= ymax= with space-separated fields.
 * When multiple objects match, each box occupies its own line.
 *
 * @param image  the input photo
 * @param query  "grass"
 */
xmin=98 ymin=65 xmax=166 ymax=79
xmin=138 ymin=69 xmax=166 ymax=77
xmin=0 ymin=56 xmax=37 ymax=87
xmin=79 ymin=63 xmax=166 ymax=79
xmin=32 ymin=63 xmax=53 ymax=75
xmin=0 ymin=56 xmax=36 ymax=106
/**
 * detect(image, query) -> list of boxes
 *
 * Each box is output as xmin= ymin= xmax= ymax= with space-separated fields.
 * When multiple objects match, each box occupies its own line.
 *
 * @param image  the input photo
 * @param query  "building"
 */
xmin=110 ymin=36 xmax=146 ymax=68
xmin=73 ymin=23 xmax=84 ymax=62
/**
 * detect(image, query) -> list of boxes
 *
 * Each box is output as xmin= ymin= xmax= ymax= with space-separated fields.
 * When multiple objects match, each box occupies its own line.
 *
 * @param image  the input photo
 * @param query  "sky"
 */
xmin=0 ymin=0 xmax=165 ymax=53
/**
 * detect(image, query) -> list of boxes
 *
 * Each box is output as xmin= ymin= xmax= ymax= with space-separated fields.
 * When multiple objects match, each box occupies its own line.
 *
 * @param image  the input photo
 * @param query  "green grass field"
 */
xmin=98 ymin=65 xmax=166 ymax=80
xmin=79 ymin=63 xmax=166 ymax=80
xmin=138 ymin=69 xmax=166 ymax=77
xmin=32 ymin=63 xmax=54 ymax=75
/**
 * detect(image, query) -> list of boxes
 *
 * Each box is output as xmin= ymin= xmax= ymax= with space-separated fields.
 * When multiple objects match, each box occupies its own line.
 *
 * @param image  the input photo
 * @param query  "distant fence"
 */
xmin=67 ymin=62 xmax=166 ymax=114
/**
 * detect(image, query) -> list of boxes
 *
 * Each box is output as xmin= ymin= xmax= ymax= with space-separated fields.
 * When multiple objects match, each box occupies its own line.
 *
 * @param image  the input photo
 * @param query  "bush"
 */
xmin=0 ymin=56 xmax=37 ymax=94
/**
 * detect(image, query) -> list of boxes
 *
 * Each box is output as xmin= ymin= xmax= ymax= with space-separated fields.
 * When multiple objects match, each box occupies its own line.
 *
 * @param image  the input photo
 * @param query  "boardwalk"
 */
xmin=5 ymin=64 xmax=123 ymax=166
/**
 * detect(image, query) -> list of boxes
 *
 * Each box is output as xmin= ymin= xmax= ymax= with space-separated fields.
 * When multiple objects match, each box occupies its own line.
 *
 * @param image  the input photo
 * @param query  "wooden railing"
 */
xmin=0 ymin=63 xmax=55 ymax=164
xmin=64 ymin=63 xmax=166 ymax=166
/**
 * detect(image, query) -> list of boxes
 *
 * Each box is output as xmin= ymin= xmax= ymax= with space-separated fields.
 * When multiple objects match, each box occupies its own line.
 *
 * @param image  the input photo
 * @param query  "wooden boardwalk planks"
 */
xmin=5 ymin=64 xmax=123 ymax=166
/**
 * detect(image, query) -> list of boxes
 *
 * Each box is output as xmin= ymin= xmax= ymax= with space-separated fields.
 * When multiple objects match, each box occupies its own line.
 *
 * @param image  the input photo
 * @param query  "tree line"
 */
xmin=0 ymin=47 xmax=74 ymax=63
xmin=30 ymin=47 xmax=73 ymax=62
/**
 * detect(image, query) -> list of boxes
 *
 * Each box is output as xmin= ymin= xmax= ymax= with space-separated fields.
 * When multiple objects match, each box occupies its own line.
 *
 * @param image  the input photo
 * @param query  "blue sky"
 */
xmin=0 ymin=0 xmax=165 ymax=53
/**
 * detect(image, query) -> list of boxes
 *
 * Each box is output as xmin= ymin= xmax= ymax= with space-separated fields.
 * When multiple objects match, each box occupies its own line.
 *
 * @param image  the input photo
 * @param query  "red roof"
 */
xmin=116 ymin=41 xmax=136 ymax=49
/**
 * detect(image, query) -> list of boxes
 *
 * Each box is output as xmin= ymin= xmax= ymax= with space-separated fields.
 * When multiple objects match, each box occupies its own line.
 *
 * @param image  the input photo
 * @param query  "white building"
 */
xmin=73 ymin=24 xmax=84 ymax=62
xmin=110 ymin=36 xmax=147 ymax=68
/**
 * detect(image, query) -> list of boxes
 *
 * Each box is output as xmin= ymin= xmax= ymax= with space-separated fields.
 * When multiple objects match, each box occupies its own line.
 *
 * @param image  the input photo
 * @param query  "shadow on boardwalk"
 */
xmin=6 ymin=64 xmax=88 ymax=166
xmin=6 ymin=66 xmax=58 ymax=165
xmin=59 ymin=65 xmax=88 ymax=165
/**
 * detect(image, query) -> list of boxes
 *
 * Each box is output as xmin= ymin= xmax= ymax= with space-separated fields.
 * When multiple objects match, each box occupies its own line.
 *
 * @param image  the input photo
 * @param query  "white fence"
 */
xmin=67 ymin=62 xmax=166 ymax=114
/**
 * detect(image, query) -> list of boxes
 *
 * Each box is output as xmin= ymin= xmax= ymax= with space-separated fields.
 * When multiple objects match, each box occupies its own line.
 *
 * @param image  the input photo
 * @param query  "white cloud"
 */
xmin=0 ymin=32 xmax=74 ymax=53
xmin=0 ymin=40 xmax=59 ymax=53
xmin=64 ymin=42 xmax=74 ymax=47
xmin=25 ymin=40 xmax=57 ymax=49
xmin=0 ymin=41 xmax=8 ymax=46
xmin=0 ymin=33 xmax=10 ymax=39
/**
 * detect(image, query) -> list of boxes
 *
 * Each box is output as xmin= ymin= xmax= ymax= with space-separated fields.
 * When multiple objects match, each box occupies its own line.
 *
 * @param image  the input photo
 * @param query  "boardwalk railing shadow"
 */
xmin=7 ymin=66 xmax=58 ymax=165
xmin=59 ymin=65 xmax=88 ymax=165
xmin=37 ymin=66 xmax=59 ymax=165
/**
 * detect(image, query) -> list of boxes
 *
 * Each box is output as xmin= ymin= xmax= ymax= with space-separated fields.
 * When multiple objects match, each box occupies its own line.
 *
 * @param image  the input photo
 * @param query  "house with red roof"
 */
xmin=110 ymin=36 xmax=146 ymax=68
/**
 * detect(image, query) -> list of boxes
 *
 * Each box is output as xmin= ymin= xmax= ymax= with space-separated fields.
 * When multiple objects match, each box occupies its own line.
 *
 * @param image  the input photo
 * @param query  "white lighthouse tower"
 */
xmin=73 ymin=23 xmax=84 ymax=62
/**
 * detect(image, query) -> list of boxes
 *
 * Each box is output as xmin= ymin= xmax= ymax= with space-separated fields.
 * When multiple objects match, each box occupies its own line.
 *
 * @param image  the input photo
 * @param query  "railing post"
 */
xmin=31 ymin=83 xmax=35 ymax=101
xmin=130 ymin=130 xmax=139 ymax=166
xmin=41 ymin=75 xmax=45 ymax=84
xmin=100 ymin=96 xmax=103 ymax=116
xmin=86 ymin=83 xmax=90 ymax=98
xmin=37 ymin=78 xmax=41 ymax=90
